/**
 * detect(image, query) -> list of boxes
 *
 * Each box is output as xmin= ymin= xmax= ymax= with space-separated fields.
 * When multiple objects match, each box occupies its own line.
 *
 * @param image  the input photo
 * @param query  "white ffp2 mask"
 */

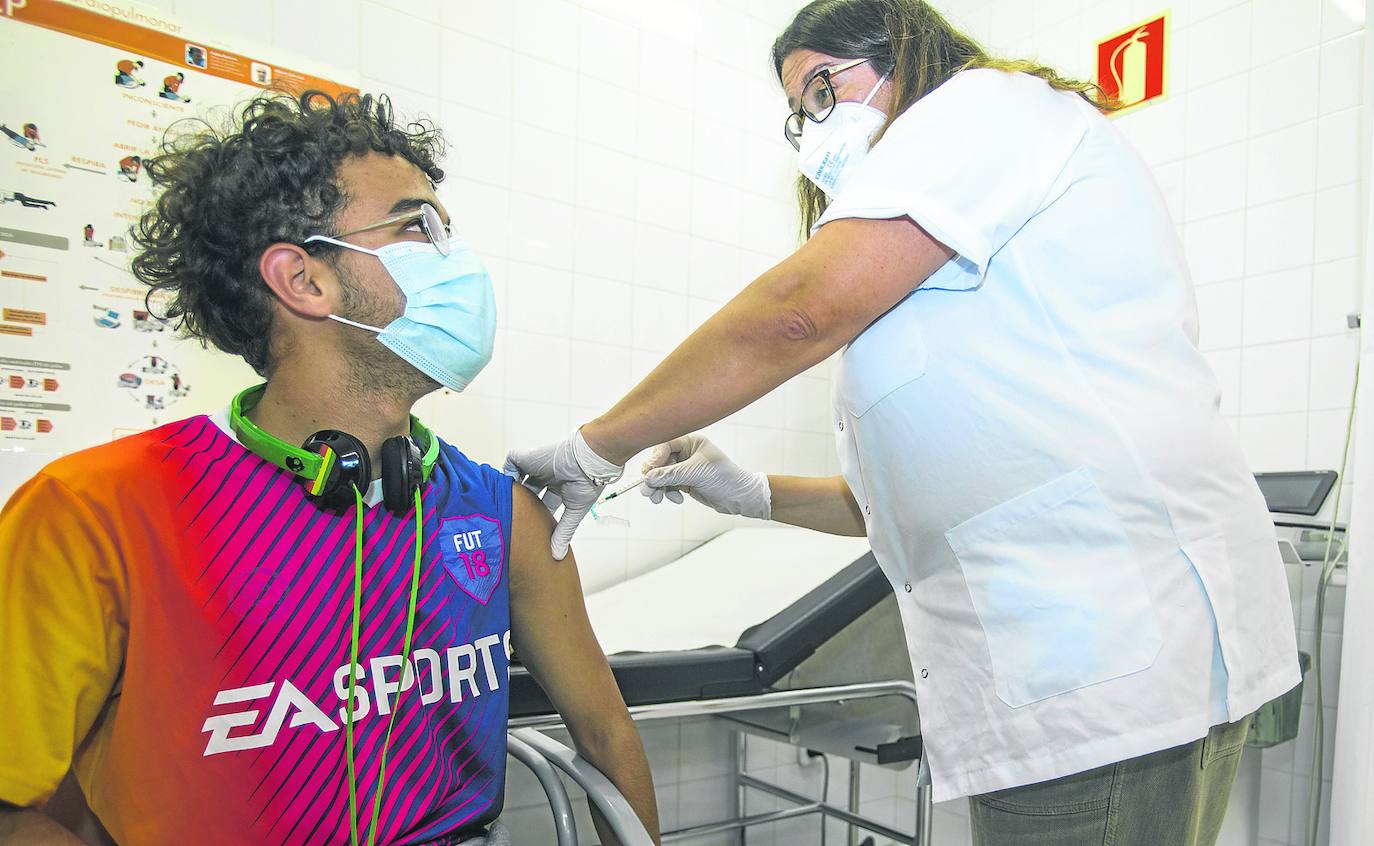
xmin=796 ymin=74 xmax=887 ymax=198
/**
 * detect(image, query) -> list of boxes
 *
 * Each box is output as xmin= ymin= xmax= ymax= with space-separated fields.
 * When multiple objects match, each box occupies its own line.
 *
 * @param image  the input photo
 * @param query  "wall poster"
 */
xmin=0 ymin=0 xmax=355 ymax=500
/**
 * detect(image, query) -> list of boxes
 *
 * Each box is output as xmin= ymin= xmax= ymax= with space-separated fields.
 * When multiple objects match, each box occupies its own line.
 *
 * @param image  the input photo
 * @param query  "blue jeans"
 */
xmin=970 ymin=715 xmax=1252 ymax=846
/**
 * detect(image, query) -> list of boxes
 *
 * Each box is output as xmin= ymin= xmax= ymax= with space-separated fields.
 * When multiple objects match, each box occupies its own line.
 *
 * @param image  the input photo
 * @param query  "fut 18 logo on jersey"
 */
xmin=439 ymin=513 xmax=504 ymax=605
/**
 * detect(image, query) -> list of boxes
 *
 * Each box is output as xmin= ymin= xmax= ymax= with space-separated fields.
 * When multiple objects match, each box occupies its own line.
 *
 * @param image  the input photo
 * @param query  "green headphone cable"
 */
xmin=345 ymin=485 xmax=424 ymax=846
xmin=346 ymin=487 xmax=363 ymax=846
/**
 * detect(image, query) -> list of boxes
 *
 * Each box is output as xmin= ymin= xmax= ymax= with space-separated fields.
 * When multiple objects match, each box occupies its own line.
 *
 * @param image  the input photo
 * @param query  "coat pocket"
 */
xmin=945 ymin=467 xmax=1164 ymax=708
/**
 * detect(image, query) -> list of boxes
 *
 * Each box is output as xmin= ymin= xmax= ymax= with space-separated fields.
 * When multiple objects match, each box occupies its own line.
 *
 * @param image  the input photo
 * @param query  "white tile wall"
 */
xmin=1188 ymin=141 xmax=1249 ymax=220
xmin=1187 ymin=211 xmax=1249 ymax=283
xmin=149 ymin=0 xmax=1364 ymax=843
xmin=1247 ymin=123 xmax=1318 ymax=207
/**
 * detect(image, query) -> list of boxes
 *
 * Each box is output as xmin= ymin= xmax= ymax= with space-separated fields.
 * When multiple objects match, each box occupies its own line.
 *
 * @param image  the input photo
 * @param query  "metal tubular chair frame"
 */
xmin=511 ymin=680 xmax=932 ymax=846
xmin=509 ymin=728 xmax=658 ymax=846
xmin=506 ymin=731 xmax=578 ymax=846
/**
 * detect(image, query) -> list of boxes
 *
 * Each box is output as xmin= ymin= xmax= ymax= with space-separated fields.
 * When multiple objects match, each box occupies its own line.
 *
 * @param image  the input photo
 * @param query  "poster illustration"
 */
xmin=0 ymin=0 xmax=354 ymax=482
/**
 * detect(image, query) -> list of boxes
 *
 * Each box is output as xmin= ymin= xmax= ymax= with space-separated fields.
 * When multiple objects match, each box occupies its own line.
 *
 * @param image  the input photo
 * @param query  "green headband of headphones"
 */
xmin=229 ymin=384 xmax=440 ymax=495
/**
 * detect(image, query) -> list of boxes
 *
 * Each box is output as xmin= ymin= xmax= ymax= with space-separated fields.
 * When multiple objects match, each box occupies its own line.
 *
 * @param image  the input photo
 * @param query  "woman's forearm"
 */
xmin=768 ymin=474 xmax=867 ymax=536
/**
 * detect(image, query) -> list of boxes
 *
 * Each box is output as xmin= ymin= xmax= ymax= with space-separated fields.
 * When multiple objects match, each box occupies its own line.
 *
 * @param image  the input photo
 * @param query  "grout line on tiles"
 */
xmin=1301 ymin=14 xmax=1329 ymax=463
xmin=1189 ymin=0 xmax=1254 ymax=32
xmin=356 ymin=0 xmax=364 ymax=96
xmin=1233 ymin=0 xmax=1256 ymax=421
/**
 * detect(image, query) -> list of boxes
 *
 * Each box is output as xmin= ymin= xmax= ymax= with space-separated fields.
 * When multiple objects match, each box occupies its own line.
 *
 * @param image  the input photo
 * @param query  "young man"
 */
xmin=0 ymin=91 xmax=660 ymax=846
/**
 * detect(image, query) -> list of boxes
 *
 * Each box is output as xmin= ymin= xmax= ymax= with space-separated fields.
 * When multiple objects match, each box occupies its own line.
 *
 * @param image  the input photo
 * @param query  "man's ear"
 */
xmin=260 ymin=242 xmax=336 ymax=319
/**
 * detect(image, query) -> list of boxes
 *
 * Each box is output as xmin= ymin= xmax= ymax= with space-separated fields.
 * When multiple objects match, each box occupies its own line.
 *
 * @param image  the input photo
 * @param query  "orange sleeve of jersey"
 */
xmin=0 ymin=473 xmax=127 ymax=806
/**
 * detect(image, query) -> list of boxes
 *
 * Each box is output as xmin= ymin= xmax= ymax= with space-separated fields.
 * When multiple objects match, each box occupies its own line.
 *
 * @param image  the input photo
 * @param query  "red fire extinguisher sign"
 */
xmin=1096 ymin=12 xmax=1169 ymax=114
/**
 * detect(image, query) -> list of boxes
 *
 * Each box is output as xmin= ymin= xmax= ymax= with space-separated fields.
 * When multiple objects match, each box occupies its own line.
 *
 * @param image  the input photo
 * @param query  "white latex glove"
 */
xmin=504 ymin=429 xmax=624 ymax=560
xmin=640 ymin=434 xmax=771 ymax=520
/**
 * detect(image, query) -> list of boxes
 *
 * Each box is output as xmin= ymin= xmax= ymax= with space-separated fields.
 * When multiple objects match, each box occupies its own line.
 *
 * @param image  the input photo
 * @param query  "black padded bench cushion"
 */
xmin=507 ymin=551 xmax=886 ymax=717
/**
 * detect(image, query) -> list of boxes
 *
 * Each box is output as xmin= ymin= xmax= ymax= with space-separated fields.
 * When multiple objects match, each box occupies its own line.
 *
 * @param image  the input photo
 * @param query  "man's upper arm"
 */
xmin=508 ymin=486 xmax=628 ymax=738
xmin=0 ymin=474 xmax=125 ymax=806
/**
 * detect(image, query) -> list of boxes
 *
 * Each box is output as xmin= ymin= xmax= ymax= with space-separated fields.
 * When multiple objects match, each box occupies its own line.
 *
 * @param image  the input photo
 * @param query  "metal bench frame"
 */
xmin=511 ymin=680 xmax=933 ymax=845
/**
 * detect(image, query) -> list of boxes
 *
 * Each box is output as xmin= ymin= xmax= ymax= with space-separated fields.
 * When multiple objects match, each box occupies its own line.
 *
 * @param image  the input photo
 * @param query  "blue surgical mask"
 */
xmin=305 ymin=235 xmax=497 ymax=392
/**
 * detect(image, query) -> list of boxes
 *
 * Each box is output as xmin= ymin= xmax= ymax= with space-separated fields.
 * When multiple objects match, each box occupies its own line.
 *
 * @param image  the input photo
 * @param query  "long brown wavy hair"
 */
xmin=772 ymin=0 xmax=1120 ymax=235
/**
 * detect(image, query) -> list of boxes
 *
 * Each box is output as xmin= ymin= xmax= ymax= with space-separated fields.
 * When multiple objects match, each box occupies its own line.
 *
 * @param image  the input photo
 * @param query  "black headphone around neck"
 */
xmin=229 ymin=385 xmax=438 ymax=513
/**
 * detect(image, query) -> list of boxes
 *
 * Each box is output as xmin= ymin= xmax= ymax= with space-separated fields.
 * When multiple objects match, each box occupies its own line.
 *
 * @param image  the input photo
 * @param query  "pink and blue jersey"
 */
xmin=0 ymin=413 xmax=513 ymax=845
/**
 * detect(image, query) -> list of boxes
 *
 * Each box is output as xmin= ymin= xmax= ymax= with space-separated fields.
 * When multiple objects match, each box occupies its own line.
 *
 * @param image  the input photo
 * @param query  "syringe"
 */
xmin=598 ymin=476 xmax=646 ymax=503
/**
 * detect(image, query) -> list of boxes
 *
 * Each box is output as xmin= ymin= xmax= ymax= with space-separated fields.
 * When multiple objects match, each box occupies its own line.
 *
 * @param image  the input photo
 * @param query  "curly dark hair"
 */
xmin=131 ymin=90 xmax=446 ymax=375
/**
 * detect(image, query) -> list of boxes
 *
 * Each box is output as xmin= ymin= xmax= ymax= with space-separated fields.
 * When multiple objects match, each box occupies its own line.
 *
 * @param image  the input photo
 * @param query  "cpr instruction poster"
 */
xmin=0 ymin=0 xmax=354 ymax=481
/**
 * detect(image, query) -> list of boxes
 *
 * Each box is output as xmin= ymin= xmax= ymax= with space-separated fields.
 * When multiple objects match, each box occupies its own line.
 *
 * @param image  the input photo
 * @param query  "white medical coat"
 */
xmin=815 ymin=69 xmax=1300 ymax=802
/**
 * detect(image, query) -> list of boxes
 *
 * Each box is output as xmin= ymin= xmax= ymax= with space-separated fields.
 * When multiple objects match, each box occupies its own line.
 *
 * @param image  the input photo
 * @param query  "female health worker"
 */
xmin=505 ymin=2 xmax=1300 ymax=843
